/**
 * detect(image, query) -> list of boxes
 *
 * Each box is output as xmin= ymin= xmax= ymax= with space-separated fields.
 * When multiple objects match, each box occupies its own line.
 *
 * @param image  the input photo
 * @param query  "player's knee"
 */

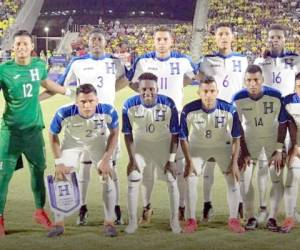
xmin=128 ymin=170 xmax=142 ymax=183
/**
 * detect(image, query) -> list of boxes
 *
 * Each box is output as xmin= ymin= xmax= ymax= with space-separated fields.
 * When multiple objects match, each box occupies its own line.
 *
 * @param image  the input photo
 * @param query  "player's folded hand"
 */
xmin=97 ymin=159 xmax=112 ymax=179
xmin=184 ymin=160 xmax=197 ymax=178
xmin=127 ymin=159 xmax=140 ymax=176
xmin=55 ymin=164 xmax=70 ymax=181
xmin=269 ymin=151 xmax=284 ymax=172
xmin=164 ymin=161 xmax=178 ymax=179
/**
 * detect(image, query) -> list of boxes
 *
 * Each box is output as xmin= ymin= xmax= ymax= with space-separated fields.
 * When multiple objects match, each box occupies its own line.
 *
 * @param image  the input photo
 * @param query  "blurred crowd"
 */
xmin=0 ymin=0 xmax=24 ymax=42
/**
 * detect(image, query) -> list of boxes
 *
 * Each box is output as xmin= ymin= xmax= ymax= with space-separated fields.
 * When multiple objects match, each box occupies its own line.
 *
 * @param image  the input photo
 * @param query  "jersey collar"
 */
xmin=213 ymin=51 xmax=240 ymax=59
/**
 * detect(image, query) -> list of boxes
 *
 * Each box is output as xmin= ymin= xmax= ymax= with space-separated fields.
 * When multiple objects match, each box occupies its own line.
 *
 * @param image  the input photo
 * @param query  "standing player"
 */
xmin=233 ymin=65 xmax=287 ymax=231
xmin=123 ymin=73 xmax=181 ymax=234
xmin=43 ymin=28 xmax=128 ymax=225
xmin=280 ymin=72 xmax=300 ymax=233
xmin=47 ymin=84 xmax=119 ymax=237
xmin=254 ymin=24 xmax=300 ymax=222
xmin=0 ymin=30 xmax=70 ymax=236
xmin=180 ymin=76 xmax=244 ymax=234
xmin=126 ymin=26 xmax=197 ymax=222
xmin=198 ymin=23 xmax=248 ymax=221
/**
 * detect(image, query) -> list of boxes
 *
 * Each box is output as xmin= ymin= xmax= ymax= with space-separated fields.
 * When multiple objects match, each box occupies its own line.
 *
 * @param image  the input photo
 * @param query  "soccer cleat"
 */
xmin=183 ymin=218 xmax=198 ymax=233
xmin=0 ymin=216 xmax=5 ymax=237
xmin=178 ymin=206 xmax=185 ymax=222
xmin=238 ymin=202 xmax=244 ymax=219
xmin=47 ymin=225 xmax=64 ymax=237
xmin=170 ymin=219 xmax=182 ymax=234
xmin=77 ymin=205 xmax=88 ymax=226
xmin=228 ymin=218 xmax=245 ymax=233
xmin=280 ymin=217 xmax=295 ymax=233
xmin=114 ymin=205 xmax=124 ymax=225
xmin=34 ymin=209 xmax=52 ymax=230
xmin=104 ymin=223 xmax=117 ymax=237
xmin=257 ymin=207 xmax=268 ymax=223
xmin=245 ymin=217 xmax=258 ymax=230
xmin=202 ymin=202 xmax=213 ymax=222
xmin=139 ymin=204 xmax=153 ymax=225
xmin=266 ymin=218 xmax=280 ymax=232
xmin=125 ymin=221 xmax=138 ymax=234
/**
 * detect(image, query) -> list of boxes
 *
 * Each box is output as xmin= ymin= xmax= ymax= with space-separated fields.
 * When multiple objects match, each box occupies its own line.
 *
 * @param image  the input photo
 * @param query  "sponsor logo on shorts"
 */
xmin=83 ymin=67 xmax=95 ymax=71
xmin=241 ymin=108 xmax=253 ymax=111
xmin=210 ymin=64 xmax=221 ymax=67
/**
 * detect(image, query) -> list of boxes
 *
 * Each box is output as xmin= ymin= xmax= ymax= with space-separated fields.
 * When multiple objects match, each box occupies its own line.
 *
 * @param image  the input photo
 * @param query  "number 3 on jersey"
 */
xmin=23 ymin=83 xmax=33 ymax=97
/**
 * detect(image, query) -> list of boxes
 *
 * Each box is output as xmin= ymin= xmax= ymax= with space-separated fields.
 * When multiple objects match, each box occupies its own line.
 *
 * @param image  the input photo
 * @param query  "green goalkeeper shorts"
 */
xmin=0 ymin=128 xmax=46 ymax=172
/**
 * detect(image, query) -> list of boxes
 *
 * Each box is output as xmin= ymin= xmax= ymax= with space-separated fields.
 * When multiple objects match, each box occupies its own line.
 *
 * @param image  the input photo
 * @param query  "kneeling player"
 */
xmin=280 ymin=72 xmax=300 ymax=233
xmin=180 ymin=76 xmax=244 ymax=233
xmin=47 ymin=84 xmax=119 ymax=237
xmin=123 ymin=72 xmax=181 ymax=234
xmin=234 ymin=65 xmax=287 ymax=231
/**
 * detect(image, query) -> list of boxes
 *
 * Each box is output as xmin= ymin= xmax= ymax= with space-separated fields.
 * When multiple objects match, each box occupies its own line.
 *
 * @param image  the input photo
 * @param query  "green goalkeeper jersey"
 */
xmin=0 ymin=57 xmax=47 ymax=130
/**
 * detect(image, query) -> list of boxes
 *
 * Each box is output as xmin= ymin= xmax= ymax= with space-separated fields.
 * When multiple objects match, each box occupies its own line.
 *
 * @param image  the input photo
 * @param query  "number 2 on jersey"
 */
xmin=23 ymin=83 xmax=33 ymax=97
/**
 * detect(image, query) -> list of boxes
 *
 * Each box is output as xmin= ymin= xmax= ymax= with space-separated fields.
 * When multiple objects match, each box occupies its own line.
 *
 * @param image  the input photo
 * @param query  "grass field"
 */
xmin=1 ymin=86 xmax=300 ymax=250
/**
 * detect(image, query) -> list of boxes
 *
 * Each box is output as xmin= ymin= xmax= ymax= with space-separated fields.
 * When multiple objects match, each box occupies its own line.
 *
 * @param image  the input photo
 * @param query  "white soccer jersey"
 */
xmin=126 ymin=51 xmax=197 ymax=111
xmin=179 ymin=99 xmax=240 ymax=148
xmin=254 ymin=52 xmax=300 ymax=97
xmin=284 ymin=93 xmax=300 ymax=143
xmin=233 ymin=86 xmax=287 ymax=142
xmin=57 ymin=54 xmax=125 ymax=105
xmin=50 ymin=103 xmax=118 ymax=150
xmin=199 ymin=52 xmax=248 ymax=103
xmin=122 ymin=94 xmax=179 ymax=142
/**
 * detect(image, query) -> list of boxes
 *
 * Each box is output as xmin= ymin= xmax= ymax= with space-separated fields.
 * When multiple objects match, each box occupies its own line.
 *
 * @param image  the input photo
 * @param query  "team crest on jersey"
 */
xmin=134 ymin=106 xmax=145 ymax=118
xmin=263 ymin=102 xmax=274 ymax=114
xmin=154 ymin=106 xmax=167 ymax=121
xmin=215 ymin=116 xmax=226 ymax=128
xmin=45 ymin=172 xmax=80 ymax=217
xmin=194 ymin=114 xmax=206 ymax=128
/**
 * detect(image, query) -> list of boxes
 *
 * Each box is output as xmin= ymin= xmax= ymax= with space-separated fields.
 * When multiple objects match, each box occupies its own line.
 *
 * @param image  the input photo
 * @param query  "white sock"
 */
xmin=54 ymin=212 xmax=65 ymax=224
xmin=78 ymin=161 xmax=91 ymax=206
xmin=268 ymin=167 xmax=284 ymax=219
xmin=111 ymin=165 xmax=120 ymax=206
xmin=167 ymin=179 xmax=179 ymax=220
xmin=127 ymin=180 xmax=140 ymax=225
xmin=102 ymin=177 xmax=116 ymax=222
xmin=176 ymin=158 xmax=186 ymax=208
xmin=186 ymin=175 xmax=198 ymax=219
xmin=224 ymin=174 xmax=239 ymax=218
xmin=203 ymin=161 xmax=215 ymax=203
xmin=240 ymin=170 xmax=255 ymax=218
xmin=284 ymin=161 xmax=300 ymax=218
xmin=141 ymin=166 xmax=155 ymax=207
xmin=257 ymin=160 xmax=269 ymax=208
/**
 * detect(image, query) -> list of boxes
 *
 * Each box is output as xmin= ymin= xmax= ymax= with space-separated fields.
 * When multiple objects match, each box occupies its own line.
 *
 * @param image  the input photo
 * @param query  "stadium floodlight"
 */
xmin=61 ymin=29 xmax=65 ymax=36
xmin=44 ymin=27 xmax=49 ymax=51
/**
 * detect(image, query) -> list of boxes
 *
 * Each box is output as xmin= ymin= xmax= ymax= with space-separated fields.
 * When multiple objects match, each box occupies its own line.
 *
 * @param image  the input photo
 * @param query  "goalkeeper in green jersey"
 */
xmin=0 ymin=30 xmax=70 ymax=237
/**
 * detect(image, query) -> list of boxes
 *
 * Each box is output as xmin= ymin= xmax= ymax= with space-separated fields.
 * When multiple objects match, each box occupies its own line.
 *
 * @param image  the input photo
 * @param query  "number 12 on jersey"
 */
xmin=23 ymin=83 xmax=33 ymax=97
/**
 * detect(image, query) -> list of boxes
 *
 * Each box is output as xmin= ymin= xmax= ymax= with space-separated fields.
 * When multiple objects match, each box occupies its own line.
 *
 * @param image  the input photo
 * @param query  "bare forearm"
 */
xmin=49 ymin=133 xmax=62 ymax=159
xmin=103 ymin=129 xmax=119 ymax=159
xmin=231 ymin=138 xmax=240 ymax=162
xmin=41 ymin=79 xmax=66 ymax=95
xmin=39 ymin=90 xmax=56 ymax=101
xmin=169 ymin=134 xmax=179 ymax=153
xmin=124 ymin=134 xmax=135 ymax=161
xmin=277 ymin=122 xmax=288 ymax=144
xmin=180 ymin=139 xmax=192 ymax=163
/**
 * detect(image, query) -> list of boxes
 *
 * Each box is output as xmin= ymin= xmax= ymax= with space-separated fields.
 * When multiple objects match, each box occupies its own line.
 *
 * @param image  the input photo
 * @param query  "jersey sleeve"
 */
xmin=57 ymin=60 xmax=76 ymax=86
xmin=122 ymin=102 xmax=133 ymax=134
xmin=179 ymin=108 xmax=189 ymax=140
xmin=49 ymin=110 xmax=64 ymax=134
xmin=278 ymin=99 xmax=288 ymax=123
xmin=107 ymin=107 xmax=119 ymax=129
xmin=231 ymin=111 xmax=241 ymax=138
xmin=126 ymin=57 xmax=143 ymax=82
xmin=169 ymin=101 xmax=179 ymax=134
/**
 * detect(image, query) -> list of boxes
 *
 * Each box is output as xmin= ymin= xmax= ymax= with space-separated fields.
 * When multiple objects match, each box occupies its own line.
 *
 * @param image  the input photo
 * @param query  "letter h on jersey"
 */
xmin=263 ymin=102 xmax=274 ymax=114
xmin=170 ymin=62 xmax=180 ymax=75
xmin=105 ymin=62 xmax=116 ymax=74
xmin=232 ymin=60 xmax=242 ymax=72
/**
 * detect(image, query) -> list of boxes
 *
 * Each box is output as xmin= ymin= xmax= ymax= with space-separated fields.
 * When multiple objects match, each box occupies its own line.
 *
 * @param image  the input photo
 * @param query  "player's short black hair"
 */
xmin=295 ymin=72 xmax=300 ymax=81
xmin=154 ymin=25 xmax=173 ymax=36
xmin=268 ymin=24 xmax=287 ymax=36
xmin=13 ymin=30 xmax=32 ymax=40
xmin=201 ymin=75 xmax=216 ymax=85
xmin=245 ymin=64 xmax=262 ymax=75
xmin=138 ymin=72 xmax=158 ymax=82
xmin=88 ymin=28 xmax=105 ymax=39
xmin=214 ymin=23 xmax=233 ymax=33
xmin=76 ymin=83 xmax=97 ymax=96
